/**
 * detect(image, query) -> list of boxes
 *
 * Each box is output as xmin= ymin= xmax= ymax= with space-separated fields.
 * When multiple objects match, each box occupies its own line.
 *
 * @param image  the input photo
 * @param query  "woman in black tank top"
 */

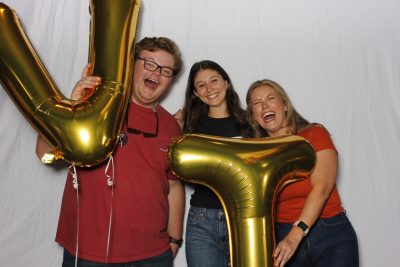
xmin=174 ymin=60 xmax=252 ymax=267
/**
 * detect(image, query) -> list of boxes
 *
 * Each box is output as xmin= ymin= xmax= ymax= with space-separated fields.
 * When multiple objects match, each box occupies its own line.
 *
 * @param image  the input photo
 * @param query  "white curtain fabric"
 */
xmin=1 ymin=0 xmax=399 ymax=266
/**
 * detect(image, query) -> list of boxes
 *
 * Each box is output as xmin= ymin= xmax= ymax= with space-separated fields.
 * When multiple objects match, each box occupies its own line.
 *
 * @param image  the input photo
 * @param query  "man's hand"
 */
xmin=71 ymin=63 xmax=101 ymax=100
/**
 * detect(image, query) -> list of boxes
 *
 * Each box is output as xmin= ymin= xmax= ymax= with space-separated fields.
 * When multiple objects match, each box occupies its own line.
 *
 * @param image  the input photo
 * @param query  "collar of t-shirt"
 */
xmin=126 ymin=102 xmax=158 ymax=134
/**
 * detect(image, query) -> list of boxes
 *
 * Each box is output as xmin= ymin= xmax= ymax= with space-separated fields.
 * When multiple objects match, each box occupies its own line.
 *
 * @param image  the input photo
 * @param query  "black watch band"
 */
xmin=169 ymin=236 xmax=183 ymax=247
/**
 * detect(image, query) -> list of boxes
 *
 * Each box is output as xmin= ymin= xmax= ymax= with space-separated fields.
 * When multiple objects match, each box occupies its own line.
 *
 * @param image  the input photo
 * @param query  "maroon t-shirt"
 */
xmin=56 ymin=102 xmax=181 ymax=263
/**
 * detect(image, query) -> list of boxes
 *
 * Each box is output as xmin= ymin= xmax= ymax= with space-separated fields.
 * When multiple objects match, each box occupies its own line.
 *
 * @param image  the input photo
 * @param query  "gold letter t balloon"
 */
xmin=168 ymin=134 xmax=316 ymax=267
xmin=0 ymin=0 xmax=141 ymax=166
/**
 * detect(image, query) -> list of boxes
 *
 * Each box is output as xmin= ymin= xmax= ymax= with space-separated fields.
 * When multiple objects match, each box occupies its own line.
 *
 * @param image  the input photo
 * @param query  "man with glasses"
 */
xmin=36 ymin=37 xmax=185 ymax=267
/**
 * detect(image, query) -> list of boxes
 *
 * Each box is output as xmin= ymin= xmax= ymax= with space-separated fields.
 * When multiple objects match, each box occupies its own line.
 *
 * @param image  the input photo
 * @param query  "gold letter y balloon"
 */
xmin=0 ymin=0 xmax=141 ymax=166
xmin=168 ymin=134 xmax=316 ymax=267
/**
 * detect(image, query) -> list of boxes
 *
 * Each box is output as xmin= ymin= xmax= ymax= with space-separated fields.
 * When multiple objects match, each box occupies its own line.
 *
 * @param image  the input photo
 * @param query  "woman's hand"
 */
xmin=174 ymin=109 xmax=184 ymax=130
xmin=273 ymin=227 xmax=304 ymax=267
xmin=71 ymin=63 xmax=101 ymax=100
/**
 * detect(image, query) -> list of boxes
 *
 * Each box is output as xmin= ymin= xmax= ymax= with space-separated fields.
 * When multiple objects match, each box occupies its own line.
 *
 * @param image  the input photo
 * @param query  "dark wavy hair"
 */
xmin=246 ymin=79 xmax=310 ymax=137
xmin=182 ymin=60 xmax=251 ymax=137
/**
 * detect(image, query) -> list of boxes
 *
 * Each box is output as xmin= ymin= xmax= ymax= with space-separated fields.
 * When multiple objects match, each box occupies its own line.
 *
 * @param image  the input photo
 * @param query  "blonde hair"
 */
xmin=245 ymin=79 xmax=310 ymax=137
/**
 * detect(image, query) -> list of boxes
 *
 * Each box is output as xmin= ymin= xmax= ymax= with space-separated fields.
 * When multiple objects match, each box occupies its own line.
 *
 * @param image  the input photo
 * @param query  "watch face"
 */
xmin=296 ymin=221 xmax=308 ymax=231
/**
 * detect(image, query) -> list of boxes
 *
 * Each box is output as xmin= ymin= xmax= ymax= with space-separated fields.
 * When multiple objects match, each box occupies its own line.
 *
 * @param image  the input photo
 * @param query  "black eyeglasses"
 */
xmin=125 ymin=109 xmax=159 ymax=138
xmin=136 ymin=57 xmax=175 ymax=78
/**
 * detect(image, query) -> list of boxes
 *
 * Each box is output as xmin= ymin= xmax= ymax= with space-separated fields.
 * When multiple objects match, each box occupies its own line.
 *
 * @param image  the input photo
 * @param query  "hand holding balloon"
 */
xmin=71 ymin=63 xmax=102 ymax=101
xmin=36 ymin=60 xmax=102 ymax=163
xmin=0 ymin=1 xmax=141 ymax=167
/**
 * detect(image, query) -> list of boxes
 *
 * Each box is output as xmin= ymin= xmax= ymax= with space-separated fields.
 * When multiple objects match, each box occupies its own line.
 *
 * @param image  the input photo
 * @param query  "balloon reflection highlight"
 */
xmin=168 ymin=134 xmax=316 ymax=267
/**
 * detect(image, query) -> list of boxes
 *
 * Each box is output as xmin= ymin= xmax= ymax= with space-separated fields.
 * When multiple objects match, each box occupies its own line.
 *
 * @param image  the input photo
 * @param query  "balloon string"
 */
xmin=105 ymin=156 xmax=115 ymax=264
xmin=117 ymin=131 xmax=126 ymax=147
xmin=68 ymin=164 xmax=79 ymax=267
xmin=105 ymin=156 xmax=114 ymax=187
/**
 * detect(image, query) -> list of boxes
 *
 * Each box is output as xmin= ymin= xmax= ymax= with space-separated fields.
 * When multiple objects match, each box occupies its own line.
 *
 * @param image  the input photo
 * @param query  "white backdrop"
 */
xmin=1 ymin=0 xmax=399 ymax=266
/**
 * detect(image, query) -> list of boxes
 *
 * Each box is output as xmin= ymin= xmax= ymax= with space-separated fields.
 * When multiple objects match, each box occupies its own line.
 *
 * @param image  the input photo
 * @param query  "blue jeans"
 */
xmin=275 ymin=212 xmax=359 ymax=267
xmin=62 ymin=248 xmax=173 ymax=267
xmin=185 ymin=207 xmax=230 ymax=267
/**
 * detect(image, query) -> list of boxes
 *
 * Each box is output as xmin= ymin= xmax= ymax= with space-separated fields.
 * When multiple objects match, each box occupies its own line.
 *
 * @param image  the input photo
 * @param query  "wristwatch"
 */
xmin=169 ymin=236 xmax=183 ymax=247
xmin=293 ymin=220 xmax=309 ymax=236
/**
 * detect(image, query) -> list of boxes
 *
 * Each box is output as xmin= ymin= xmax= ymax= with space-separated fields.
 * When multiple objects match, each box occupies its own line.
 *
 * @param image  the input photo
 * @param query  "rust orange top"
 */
xmin=275 ymin=125 xmax=344 ymax=223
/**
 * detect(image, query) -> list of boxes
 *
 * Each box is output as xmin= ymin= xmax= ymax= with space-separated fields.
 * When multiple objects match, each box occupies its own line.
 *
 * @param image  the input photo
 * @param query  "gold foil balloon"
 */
xmin=0 ymin=0 xmax=141 ymax=166
xmin=168 ymin=134 xmax=316 ymax=267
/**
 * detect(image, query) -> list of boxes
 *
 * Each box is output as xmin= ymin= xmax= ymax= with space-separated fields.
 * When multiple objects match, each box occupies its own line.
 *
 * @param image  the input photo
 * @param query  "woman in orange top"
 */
xmin=246 ymin=79 xmax=358 ymax=267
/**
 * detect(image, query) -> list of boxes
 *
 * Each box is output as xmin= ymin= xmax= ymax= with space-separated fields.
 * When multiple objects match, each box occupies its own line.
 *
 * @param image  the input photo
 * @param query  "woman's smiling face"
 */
xmin=193 ymin=69 xmax=229 ymax=109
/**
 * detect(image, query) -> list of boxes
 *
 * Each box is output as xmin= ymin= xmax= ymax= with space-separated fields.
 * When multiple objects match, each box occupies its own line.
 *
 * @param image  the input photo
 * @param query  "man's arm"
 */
xmin=167 ymin=179 xmax=185 ymax=258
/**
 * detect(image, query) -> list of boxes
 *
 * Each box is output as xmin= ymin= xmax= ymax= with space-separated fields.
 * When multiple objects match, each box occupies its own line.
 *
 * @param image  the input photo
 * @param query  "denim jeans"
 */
xmin=275 ymin=212 xmax=359 ymax=267
xmin=185 ymin=207 xmax=230 ymax=267
xmin=62 ymin=248 xmax=173 ymax=267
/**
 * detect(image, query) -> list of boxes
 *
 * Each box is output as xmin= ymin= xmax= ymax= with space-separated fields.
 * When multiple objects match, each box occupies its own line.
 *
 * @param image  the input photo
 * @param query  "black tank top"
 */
xmin=190 ymin=116 xmax=242 ymax=209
